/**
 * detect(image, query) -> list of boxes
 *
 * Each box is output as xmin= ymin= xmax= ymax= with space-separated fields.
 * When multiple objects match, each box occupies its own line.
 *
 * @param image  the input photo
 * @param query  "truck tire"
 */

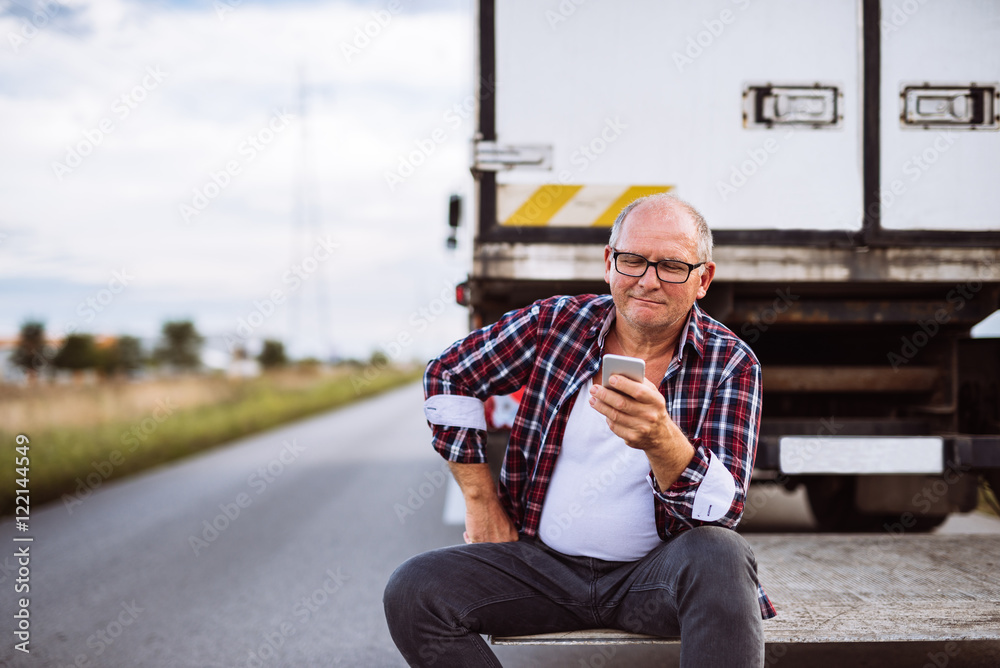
xmin=804 ymin=476 xmax=947 ymax=533
xmin=805 ymin=476 xmax=882 ymax=532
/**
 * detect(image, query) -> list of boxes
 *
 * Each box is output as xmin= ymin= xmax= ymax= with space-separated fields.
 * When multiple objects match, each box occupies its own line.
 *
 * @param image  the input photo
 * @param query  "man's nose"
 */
xmin=638 ymin=263 xmax=661 ymax=289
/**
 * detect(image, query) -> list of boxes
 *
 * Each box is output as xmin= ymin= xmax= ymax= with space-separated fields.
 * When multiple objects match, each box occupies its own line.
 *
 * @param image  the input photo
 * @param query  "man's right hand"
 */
xmin=463 ymin=496 xmax=519 ymax=544
xmin=447 ymin=461 xmax=519 ymax=544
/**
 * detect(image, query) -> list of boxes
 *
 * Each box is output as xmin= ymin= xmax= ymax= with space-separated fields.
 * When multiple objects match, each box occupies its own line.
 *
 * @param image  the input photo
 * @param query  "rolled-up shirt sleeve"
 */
xmin=423 ymin=301 xmax=541 ymax=463
xmin=648 ymin=361 xmax=762 ymax=530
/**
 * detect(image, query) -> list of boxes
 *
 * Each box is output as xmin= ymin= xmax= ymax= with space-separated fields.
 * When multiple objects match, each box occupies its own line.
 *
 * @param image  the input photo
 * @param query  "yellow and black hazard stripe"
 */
xmin=497 ymin=184 xmax=674 ymax=227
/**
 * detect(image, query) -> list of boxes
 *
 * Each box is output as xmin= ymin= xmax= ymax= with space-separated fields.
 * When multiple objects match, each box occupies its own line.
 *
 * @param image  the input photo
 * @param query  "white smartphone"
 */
xmin=601 ymin=354 xmax=646 ymax=388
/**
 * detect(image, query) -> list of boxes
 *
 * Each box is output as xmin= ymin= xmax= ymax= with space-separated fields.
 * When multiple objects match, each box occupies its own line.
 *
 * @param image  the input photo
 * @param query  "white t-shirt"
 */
xmin=537 ymin=377 xmax=663 ymax=561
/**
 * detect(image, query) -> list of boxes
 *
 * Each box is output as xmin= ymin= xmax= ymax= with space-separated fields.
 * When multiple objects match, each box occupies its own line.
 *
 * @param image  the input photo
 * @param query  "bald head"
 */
xmin=609 ymin=193 xmax=713 ymax=264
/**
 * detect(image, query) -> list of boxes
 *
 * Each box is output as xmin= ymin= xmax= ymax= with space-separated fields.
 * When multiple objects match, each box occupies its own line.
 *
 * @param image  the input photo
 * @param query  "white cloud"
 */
xmin=0 ymin=0 xmax=476 ymax=360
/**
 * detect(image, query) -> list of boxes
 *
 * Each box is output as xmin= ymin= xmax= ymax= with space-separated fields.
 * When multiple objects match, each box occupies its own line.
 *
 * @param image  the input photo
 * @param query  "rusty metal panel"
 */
xmin=473 ymin=243 xmax=1000 ymax=284
xmin=763 ymin=366 xmax=939 ymax=392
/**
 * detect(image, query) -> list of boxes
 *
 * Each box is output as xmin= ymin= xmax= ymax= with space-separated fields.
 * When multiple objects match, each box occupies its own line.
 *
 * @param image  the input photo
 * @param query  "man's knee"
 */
xmin=384 ymin=550 xmax=443 ymax=622
xmin=668 ymin=526 xmax=758 ymax=586
xmin=674 ymin=525 xmax=753 ymax=561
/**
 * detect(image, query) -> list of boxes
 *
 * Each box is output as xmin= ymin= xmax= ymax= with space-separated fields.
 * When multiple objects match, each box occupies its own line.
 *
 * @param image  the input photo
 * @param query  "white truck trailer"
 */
xmin=450 ymin=0 xmax=1000 ymax=533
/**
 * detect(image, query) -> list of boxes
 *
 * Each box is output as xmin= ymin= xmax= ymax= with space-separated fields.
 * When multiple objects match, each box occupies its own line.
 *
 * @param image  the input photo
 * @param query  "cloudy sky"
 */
xmin=0 ymin=0 xmax=476 ymax=363
xmin=3 ymin=0 xmax=998 ymax=369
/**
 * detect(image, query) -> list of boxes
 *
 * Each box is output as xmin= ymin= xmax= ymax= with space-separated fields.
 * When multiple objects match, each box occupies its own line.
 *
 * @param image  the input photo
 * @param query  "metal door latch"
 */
xmin=901 ymin=84 xmax=999 ymax=130
xmin=743 ymin=84 xmax=842 ymax=129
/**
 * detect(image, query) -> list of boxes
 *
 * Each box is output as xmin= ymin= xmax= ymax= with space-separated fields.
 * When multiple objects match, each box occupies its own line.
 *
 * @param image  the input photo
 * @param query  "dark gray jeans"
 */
xmin=383 ymin=525 xmax=765 ymax=667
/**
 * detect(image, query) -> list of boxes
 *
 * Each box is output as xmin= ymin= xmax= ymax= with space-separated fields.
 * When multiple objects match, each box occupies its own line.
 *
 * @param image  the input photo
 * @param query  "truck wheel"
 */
xmin=804 ymin=476 xmax=947 ymax=533
xmin=906 ymin=513 xmax=948 ymax=532
xmin=805 ymin=476 xmax=882 ymax=531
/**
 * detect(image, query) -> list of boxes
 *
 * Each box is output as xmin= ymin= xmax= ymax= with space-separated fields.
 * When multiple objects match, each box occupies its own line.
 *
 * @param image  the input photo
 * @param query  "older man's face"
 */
xmin=603 ymin=202 xmax=714 ymax=335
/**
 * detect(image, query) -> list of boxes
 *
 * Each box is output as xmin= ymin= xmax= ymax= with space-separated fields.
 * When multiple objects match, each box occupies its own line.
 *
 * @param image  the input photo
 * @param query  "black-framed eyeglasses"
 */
xmin=611 ymin=248 xmax=705 ymax=284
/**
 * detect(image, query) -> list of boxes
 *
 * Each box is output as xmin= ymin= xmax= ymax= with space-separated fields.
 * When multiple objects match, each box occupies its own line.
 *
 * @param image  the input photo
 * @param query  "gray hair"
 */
xmin=608 ymin=192 xmax=713 ymax=264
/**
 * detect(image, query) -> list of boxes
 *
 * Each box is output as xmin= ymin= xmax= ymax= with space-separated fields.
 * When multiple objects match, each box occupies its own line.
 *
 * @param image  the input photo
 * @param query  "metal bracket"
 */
xmin=472 ymin=140 xmax=552 ymax=172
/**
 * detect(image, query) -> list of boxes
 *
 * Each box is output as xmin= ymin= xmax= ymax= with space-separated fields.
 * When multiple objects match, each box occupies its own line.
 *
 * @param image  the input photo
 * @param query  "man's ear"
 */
xmin=603 ymin=245 xmax=613 ymax=285
xmin=696 ymin=262 xmax=716 ymax=299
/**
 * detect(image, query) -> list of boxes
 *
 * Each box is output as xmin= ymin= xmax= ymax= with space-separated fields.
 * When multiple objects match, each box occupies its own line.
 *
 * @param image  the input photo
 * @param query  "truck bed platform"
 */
xmin=491 ymin=534 xmax=1000 ymax=646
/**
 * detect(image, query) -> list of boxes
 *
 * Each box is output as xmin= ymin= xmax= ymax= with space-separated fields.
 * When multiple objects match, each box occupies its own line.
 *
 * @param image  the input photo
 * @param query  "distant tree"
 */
xmin=116 ymin=336 xmax=144 ymax=371
xmin=369 ymin=351 xmax=389 ymax=368
xmin=11 ymin=321 xmax=51 ymax=376
xmin=97 ymin=336 xmax=144 ymax=377
xmin=53 ymin=334 xmax=99 ymax=370
xmin=258 ymin=340 xmax=288 ymax=368
xmin=154 ymin=320 xmax=203 ymax=370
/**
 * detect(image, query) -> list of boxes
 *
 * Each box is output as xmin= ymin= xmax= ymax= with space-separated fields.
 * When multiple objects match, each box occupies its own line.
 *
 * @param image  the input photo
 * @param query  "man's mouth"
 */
xmin=630 ymin=295 xmax=663 ymax=305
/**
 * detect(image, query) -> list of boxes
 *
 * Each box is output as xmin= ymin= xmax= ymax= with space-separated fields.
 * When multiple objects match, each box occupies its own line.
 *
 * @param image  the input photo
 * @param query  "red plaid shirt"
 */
xmin=423 ymin=293 xmax=775 ymax=619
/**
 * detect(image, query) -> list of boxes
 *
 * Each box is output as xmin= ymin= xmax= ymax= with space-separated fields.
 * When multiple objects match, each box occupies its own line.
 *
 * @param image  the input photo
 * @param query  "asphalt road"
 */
xmin=1 ymin=381 xmax=998 ymax=667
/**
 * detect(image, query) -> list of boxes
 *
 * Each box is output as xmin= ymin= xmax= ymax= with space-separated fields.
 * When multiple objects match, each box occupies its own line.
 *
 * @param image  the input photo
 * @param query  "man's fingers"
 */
xmin=591 ymin=385 xmax=643 ymax=424
xmin=606 ymin=373 xmax=649 ymax=398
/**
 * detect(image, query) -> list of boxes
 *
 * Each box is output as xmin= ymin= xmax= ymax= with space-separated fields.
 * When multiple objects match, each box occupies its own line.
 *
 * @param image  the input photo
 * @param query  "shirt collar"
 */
xmin=594 ymin=298 xmax=707 ymax=361
xmin=677 ymin=301 xmax=706 ymax=361
xmin=597 ymin=301 xmax=616 ymax=347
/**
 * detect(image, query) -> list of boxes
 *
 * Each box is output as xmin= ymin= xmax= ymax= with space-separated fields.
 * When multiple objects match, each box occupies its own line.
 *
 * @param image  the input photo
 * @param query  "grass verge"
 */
xmin=1 ymin=366 xmax=423 ymax=515
xmin=979 ymin=478 xmax=1000 ymax=519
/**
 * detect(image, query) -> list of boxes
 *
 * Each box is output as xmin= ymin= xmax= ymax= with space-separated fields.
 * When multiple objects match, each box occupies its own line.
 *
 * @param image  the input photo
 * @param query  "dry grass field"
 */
xmin=0 ymin=363 xmax=423 ymax=513
xmin=0 ymin=365 xmax=352 ymax=431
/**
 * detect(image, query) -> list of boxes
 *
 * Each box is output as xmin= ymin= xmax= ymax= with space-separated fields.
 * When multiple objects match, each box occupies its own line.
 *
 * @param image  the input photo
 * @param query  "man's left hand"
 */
xmin=589 ymin=375 xmax=670 ymax=452
xmin=590 ymin=374 xmax=696 ymax=491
